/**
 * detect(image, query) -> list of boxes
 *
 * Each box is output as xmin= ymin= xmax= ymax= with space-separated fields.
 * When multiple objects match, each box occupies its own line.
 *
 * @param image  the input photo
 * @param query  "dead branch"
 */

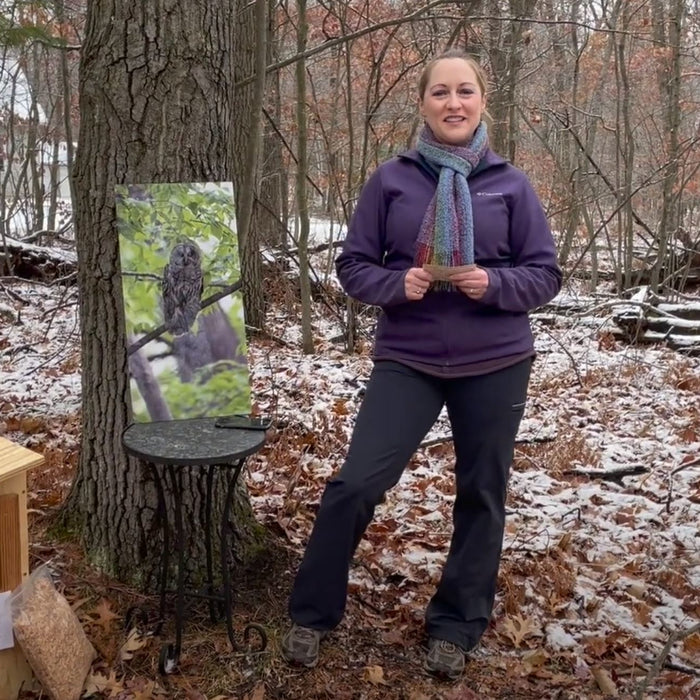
xmin=421 ymin=433 xmax=556 ymax=450
xmin=635 ymin=621 xmax=700 ymax=699
xmin=666 ymin=456 xmax=700 ymax=514
xmin=641 ymin=658 xmax=700 ymax=678
xmin=419 ymin=435 xmax=452 ymax=449
xmin=562 ymin=465 xmax=649 ymax=486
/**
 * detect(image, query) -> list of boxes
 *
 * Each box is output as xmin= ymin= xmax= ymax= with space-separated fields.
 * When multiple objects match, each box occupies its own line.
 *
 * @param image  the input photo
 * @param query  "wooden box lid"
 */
xmin=0 ymin=438 xmax=44 ymax=483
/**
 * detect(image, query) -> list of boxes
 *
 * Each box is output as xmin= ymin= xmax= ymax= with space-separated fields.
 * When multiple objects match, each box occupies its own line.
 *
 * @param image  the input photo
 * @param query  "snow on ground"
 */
xmin=1 ymin=259 xmax=698 ymax=696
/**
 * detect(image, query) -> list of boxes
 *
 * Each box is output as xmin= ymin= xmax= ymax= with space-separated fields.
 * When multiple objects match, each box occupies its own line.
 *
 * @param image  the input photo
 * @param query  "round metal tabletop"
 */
xmin=122 ymin=418 xmax=266 ymax=465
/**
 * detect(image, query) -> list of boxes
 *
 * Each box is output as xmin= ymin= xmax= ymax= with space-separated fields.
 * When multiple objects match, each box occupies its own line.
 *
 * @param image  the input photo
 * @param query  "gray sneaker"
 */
xmin=425 ymin=638 xmax=466 ymax=680
xmin=280 ymin=624 xmax=328 ymax=667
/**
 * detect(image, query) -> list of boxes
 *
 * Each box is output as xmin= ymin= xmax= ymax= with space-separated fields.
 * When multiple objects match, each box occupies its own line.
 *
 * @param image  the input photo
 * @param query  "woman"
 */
xmin=281 ymin=48 xmax=561 ymax=680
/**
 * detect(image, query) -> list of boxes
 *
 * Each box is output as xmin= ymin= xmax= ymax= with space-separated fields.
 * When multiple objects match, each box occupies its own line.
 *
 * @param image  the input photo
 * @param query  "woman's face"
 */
xmin=419 ymin=58 xmax=486 ymax=146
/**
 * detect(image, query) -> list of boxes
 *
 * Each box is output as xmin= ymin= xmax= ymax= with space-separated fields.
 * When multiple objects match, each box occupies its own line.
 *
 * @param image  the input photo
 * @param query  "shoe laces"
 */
xmin=295 ymin=626 xmax=318 ymax=641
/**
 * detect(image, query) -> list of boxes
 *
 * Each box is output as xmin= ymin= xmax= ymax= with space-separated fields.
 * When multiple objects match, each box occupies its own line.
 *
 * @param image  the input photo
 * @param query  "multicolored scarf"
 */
xmin=414 ymin=121 xmax=489 ymax=285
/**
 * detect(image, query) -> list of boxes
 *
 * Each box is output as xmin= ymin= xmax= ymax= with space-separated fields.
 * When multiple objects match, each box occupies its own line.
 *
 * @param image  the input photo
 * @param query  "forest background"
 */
xmin=0 ymin=0 xmax=699 ymax=698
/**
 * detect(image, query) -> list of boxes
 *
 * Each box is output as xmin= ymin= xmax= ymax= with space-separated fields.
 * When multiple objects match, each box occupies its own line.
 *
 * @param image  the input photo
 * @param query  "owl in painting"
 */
xmin=161 ymin=241 xmax=204 ymax=336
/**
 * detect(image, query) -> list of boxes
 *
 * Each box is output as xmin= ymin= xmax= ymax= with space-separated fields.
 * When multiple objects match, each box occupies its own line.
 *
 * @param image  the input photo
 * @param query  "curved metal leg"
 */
xmin=165 ymin=463 xmax=184 ymax=669
xmin=220 ymin=460 xmax=241 ymax=650
xmin=219 ymin=460 xmax=267 ymax=653
xmin=150 ymin=462 xmax=169 ymax=636
xmin=204 ymin=464 xmax=218 ymax=623
xmin=159 ymin=642 xmax=179 ymax=675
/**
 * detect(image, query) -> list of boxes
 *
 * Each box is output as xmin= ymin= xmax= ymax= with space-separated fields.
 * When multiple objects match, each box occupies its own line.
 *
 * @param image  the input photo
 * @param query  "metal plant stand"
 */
xmin=122 ymin=418 xmax=267 ymax=674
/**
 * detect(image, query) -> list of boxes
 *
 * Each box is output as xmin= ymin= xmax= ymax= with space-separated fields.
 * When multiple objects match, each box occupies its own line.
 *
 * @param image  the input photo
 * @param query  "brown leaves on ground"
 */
xmin=8 ymin=281 xmax=700 ymax=700
xmin=500 ymin=613 xmax=541 ymax=649
xmin=89 ymin=598 xmax=121 ymax=633
xmin=363 ymin=664 xmax=388 ymax=686
xmin=117 ymin=628 xmax=148 ymax=662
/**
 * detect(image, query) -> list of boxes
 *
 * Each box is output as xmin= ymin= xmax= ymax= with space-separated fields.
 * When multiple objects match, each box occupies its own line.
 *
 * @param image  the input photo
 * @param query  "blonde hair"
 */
xmin=417 ymin=48 xmax=489 ymax=100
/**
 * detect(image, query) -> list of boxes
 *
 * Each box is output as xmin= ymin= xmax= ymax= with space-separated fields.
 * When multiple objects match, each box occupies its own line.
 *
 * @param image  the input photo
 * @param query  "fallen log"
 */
xmin=1 ymin=237 xmax=77 ymax=283
xmin=611 ymin=287 xmax=700 ymax=355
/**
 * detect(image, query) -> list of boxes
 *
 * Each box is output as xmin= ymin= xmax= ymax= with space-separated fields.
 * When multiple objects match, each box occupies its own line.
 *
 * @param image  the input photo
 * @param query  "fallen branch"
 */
xmin=420 ymin=432 xmax=556 ymax=450
xmin=666 ymin=456 xmax=700 ymax=513
xmin=562 ymin=464 xmax=649 ymax=485
xmin=635 ymin=621 xmax=700 ymax=700
xmin=641 ymin=657 xmax=700 ymax=678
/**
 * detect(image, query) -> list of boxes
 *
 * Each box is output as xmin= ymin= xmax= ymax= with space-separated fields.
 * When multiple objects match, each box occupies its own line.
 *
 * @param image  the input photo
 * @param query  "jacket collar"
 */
xmin=397 ymin=147 xmax=507 ymax=180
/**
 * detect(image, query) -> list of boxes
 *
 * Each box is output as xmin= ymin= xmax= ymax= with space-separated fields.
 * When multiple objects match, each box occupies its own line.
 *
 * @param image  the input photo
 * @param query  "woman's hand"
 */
xmin=449 ymin=266 xmax=489 ymax=300
xmin=404 ymin=267 xmax=433 ymax=301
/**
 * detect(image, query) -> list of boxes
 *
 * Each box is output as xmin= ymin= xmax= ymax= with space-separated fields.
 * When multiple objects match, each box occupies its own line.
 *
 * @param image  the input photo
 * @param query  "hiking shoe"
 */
xmin=425 ymin=638 xmax=466 ymax=680
xmin=280 ymin=624 xmax=328 ymax=667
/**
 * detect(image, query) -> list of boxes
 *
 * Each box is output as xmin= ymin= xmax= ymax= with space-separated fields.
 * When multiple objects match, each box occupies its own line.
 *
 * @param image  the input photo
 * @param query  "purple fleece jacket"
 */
xmin=335 ymin=148 xmax=562 ymax=372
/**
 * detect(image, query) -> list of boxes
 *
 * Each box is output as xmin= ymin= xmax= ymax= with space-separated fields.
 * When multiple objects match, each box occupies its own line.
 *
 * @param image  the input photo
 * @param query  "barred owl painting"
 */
xmin=161 ymin=241 xmax=204 ymax=336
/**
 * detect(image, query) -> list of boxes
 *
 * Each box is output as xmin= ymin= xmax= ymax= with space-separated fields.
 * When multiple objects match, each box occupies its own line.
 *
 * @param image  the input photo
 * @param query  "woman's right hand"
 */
xmin=404 ymin=267 xmax=433 ymax=301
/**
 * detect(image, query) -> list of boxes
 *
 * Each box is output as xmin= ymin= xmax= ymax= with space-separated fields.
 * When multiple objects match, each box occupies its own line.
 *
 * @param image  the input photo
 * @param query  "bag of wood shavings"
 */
xmin=10 ymin=564 xmax=96 ymax=700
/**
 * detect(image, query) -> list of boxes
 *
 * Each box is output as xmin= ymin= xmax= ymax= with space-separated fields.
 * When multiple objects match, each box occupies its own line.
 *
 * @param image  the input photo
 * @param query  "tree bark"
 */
xmin=236 ymin=0 xmax=268 ymax=333
xmin=295 ymin=0 xmax=314 ymax=354
xmin=65 ymin=0 xmax=262 ymax=587
xmin=650 ymin=0 xmax=683 ymax=291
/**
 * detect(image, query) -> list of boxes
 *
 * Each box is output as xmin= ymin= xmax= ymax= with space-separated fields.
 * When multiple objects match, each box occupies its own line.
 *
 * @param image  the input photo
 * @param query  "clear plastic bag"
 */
xmin=10 ymin=564 xmax=95 ymax=700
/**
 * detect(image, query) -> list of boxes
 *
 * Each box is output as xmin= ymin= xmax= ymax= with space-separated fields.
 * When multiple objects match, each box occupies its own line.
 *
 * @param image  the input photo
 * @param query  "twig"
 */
xmin=635 ymin=621 xmax=700 ymax=699
xmin=641 ymin=657 xmax=700 ymax=678
xmin=666 ymin=456 xmax=700 ymax=514
xmin=419 ymin=434 xmax=452 ymax=449
xmin=560 ymin=507 xmax=582 ymax=524
xmin=537 ymin=325 xmax=583 ymax=386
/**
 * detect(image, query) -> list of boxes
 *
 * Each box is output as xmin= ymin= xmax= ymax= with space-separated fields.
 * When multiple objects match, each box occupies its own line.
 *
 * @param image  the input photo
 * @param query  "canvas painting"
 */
xmin=116 ymin=182 xmax=250 ymax=423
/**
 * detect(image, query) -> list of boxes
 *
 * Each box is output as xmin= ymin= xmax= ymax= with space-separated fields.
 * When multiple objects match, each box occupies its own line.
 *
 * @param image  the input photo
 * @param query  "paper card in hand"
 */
xmin=422 ymin=263 xmax=476 ymax=282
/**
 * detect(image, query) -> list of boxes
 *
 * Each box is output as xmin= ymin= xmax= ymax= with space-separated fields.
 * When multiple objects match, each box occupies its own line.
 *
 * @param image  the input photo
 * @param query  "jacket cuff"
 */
xmin=480 ymin=268 xmax=501 ymax=306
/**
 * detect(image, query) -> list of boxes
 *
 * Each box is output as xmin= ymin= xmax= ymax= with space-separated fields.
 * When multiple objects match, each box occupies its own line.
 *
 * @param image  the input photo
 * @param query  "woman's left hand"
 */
xmin=449 ymin=266 xmax=489 ymax=300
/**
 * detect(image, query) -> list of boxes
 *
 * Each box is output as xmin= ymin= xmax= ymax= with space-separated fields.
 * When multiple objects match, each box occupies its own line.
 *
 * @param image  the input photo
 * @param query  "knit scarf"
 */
xmin=414 ymin=121 xmax=489 ymax=285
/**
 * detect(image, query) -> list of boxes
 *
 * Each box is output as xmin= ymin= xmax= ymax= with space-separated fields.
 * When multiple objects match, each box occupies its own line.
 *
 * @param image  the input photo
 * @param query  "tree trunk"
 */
xmin=255 ymin=4 xmax=288 ymax=250
xmin=66 ymin=0 xmax=262 ymax=587
xmin=651 ymin=0 xmax=683 ymax=291
xmin=236 ymin=0 xmax=268 ymax=333
xmin=295 ymin=0 xmax=314 ymax=354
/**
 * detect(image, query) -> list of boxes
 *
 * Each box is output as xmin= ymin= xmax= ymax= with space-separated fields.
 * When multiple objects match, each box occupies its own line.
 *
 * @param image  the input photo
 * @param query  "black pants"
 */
xmin=288 ymin=358 xmax=532 ymax=651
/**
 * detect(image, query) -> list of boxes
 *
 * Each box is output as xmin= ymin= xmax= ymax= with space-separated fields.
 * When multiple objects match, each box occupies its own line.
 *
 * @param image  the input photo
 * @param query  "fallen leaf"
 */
xmin=557 ymin=532 xmax=572 ymax=551
xmin=625 ymin=580 xmax=646 ymax=600
xmin=522 ymin=647 xmax=549 ymax=675
xmin=591 ymin=666 xmax=618 ymax=697
xmin=130 ymin=680 xmax=159 ymax=700
xmin=90 ymin=598 xmax=120 ymax=632
xmin=363 ymin=665 xmax=388 ymax=685
xmin=632 ymin=601 xmax=652 ymax=626
xmin=244 ymin=683 xmax=265 ymax=700
xmin=584 ymin=635 xmax=609 ymax=658
xmin=19 ymin=416 xmax=44 ymax=434
xmin=381 ymin=628 xmax=406 ymax=646
xmin=407 ymin=691 xmax=431 ymax=700
xmin=682 ymin=632 xmax=700 ymax=656
xmin=117 ymin=627 xmax=148 ymax=662
xmin=502 ymin=614 xmax=540 ymax=648
xmin=443 ymin=684 xmax=480 ymax=699
xmin=84 ymin=670 xmax=123 ymax=697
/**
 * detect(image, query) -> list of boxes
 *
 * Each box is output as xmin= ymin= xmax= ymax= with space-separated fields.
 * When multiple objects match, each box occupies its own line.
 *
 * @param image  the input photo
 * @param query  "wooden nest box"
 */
xmin=0 ymin=437 xmax=44 ymax=700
